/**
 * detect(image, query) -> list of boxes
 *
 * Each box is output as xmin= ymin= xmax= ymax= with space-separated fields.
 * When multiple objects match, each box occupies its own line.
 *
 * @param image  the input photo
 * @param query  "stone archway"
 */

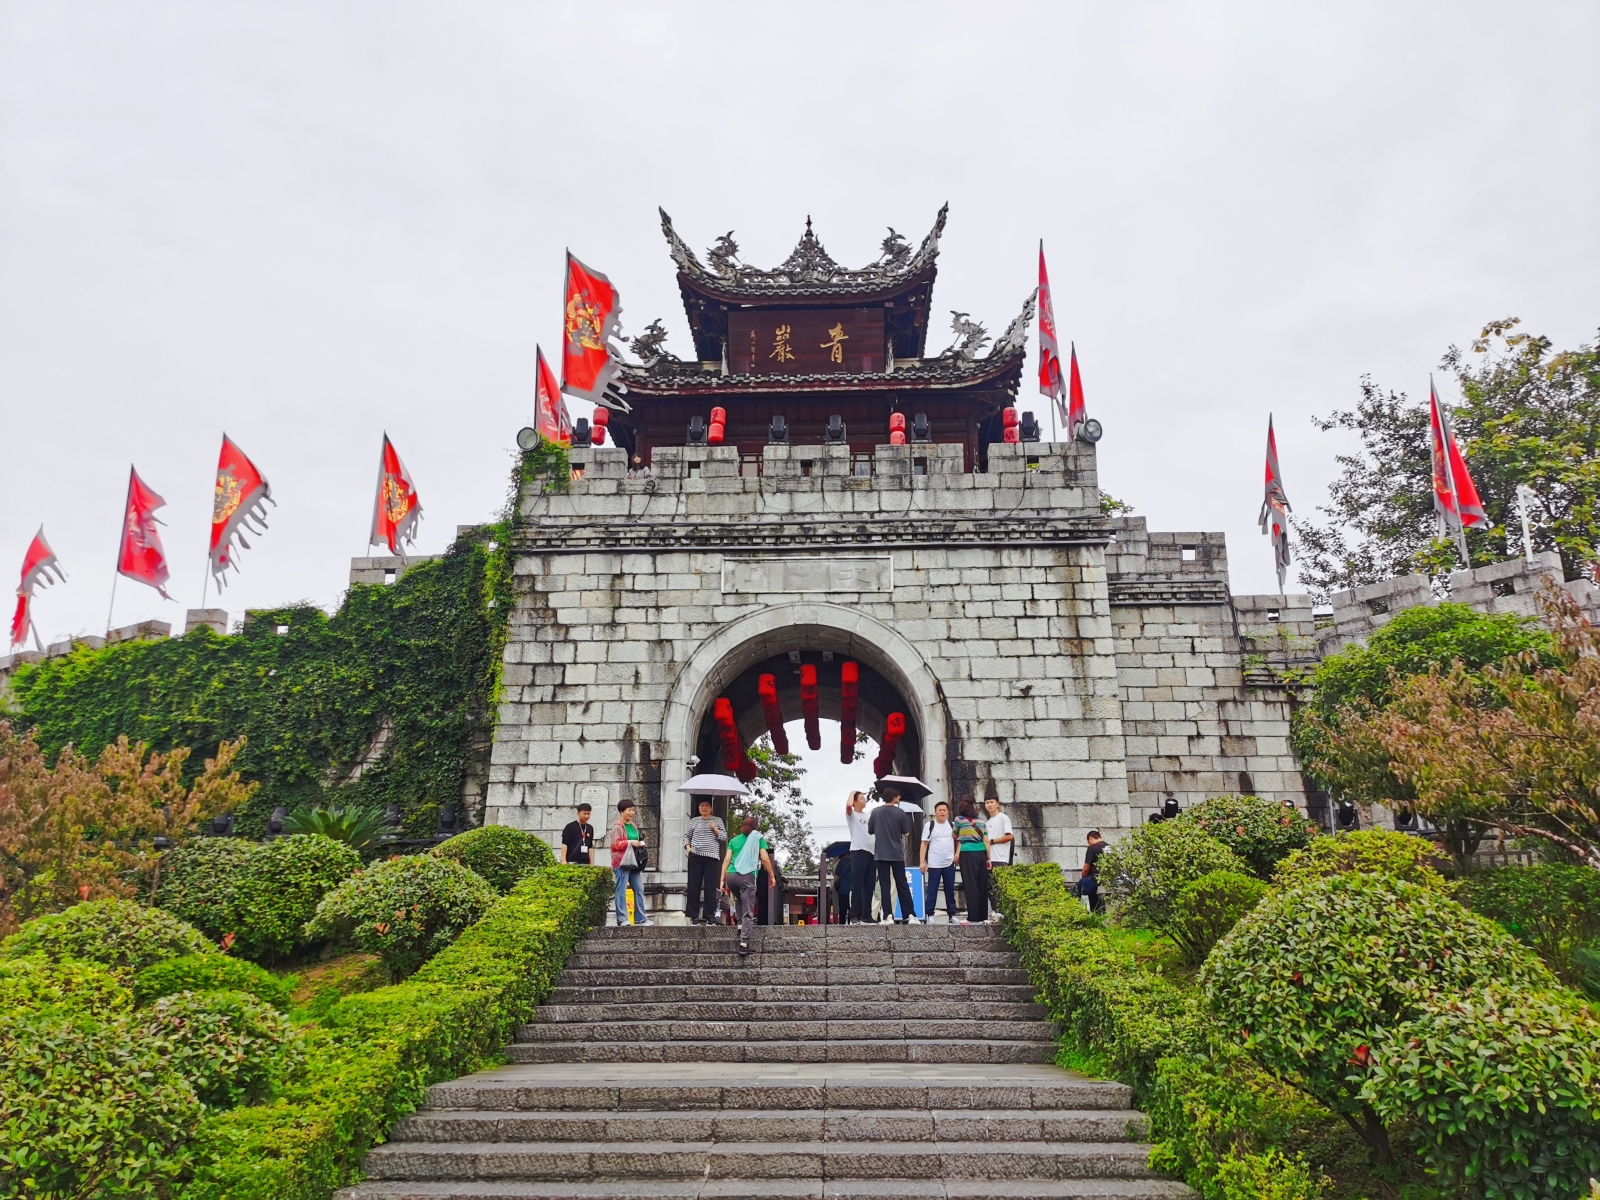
xmin=658 ymin=602 xmax=950 ymax=886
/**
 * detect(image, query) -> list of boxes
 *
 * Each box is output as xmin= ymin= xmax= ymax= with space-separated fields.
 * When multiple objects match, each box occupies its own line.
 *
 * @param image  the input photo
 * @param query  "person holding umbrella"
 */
xmin=720 ymin=815 xmax=777 ymax=955
xmin=676 ymin=771 xmax=751 ymax=925
xmin=868 ymin=777 xmax=927 ymax=924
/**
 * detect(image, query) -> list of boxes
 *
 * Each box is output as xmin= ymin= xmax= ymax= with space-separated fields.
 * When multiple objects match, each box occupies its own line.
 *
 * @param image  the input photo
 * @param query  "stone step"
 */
xmin=391 ymin=1108 xmax=1146 ymax=1145
xmin=586 ymin=926 xmax=1008 ymax=943
xmin=505 ymin=1040 xmax=1057 ymax=1065
xmin=516 ymin=1019 xmax=1059 ymax=1044
xmin=545 ymin=984 xmax=1040 ymax=1006
xmin=532 ymin=1001 xmax=1050 ymax=1024
xmin=556 ymin=968 xmax=1032 ymax=987
xmin=562 ymin=951 xmax=1020 ymax=970
xmin=337 ymin=1177 xmax=1194 ymax=1198
xmin=423 ymin=1075 xmax=1135 ymax=1114
xmin=358 ymin=1140 xmax=1165 ymax=1183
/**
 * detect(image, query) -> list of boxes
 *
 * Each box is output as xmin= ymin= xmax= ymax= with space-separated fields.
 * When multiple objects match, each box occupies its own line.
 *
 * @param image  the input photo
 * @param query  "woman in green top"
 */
xmin=609 ymin=802 xmax=651 ymax=926
xmin=952 ymin=801 xmax=990 ymax=924
xmin=720 ymin=816 xmax=777 ymax=954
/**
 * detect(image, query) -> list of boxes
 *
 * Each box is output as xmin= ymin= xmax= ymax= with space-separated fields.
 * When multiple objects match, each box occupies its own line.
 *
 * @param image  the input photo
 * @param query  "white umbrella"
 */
xmin=677 ymin=773 xmax=750 ymax=797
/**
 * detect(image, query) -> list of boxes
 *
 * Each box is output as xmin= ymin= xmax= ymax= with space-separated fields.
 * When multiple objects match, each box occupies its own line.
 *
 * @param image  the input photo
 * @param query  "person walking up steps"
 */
xmin=867 ymin=781 xmax=918 ymax=924
xmin=952 ymin=800 xmax=990 ymax=924
xmin=682 ymin=797 xmax=726 ymax=925
xmin=919 ymin=800 xmax=958 ymax=923
xmin=844 ymin=790 xmax=875 ymax=924
xmin=720 ymin=816 xmax=776 ymax=954
xmin=609 ymin=802 xmax=651 ymax=926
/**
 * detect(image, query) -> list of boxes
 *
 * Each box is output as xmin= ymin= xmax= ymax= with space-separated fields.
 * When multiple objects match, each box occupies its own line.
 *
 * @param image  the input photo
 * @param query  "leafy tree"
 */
xmin=1297 ymin=319 xmax=1600 ymax=599
xmin=0 ymin=725 xmax=255 ymax=935
xmin=1367 ymin=586 xmax=1600 ymax=870
xmin=732 ymin=737 xmax=817 ymax=878
xmin=1290 ymin=603 xmax=1551 ymax=866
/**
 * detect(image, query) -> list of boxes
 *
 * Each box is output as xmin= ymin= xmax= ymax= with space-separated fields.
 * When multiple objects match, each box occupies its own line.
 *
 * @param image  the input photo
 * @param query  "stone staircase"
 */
xmin=337 ymin=923 xmax=1189 ymax=1199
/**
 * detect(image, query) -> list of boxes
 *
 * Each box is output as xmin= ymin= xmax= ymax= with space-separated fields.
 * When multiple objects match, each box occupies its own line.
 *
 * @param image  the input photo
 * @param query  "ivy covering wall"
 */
xmin=4 ymin=446 xmax=567 ymax=839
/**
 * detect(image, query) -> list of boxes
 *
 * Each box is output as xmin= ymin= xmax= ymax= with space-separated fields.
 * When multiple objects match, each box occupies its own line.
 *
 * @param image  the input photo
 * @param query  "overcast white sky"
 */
xmin=3 ymin=1 xmax=1597 ymax=660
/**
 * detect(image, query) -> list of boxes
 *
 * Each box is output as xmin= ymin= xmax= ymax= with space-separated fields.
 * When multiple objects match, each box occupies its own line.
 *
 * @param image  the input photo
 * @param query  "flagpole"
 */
xmin=106 ymin=572 xmax=119 ymax=636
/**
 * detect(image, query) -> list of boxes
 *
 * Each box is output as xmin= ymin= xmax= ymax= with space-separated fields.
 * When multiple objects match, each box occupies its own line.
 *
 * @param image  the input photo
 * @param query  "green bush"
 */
xmin=1362 ymin=986 xmax=1600 ymax=1198
xmin=1211 ymin=1147 xmax=1326 ymax=1199
xmin=1456 ymin=863 xmax=1600 ymax=988
xmin=303 ymin=853 xmax=501 ymax=980
xmin=1272 ymin=827 xmax=1447 ymax=891
xmin=1099 ymin=820 xmax=1250 ymax=932
xmin=0 ymin=953 xmax=132 ymax=1019
xmin=1169 ymin=871 xmax=1268 ymax=966
xmin=0 ymin=898 xmax=215 ymax=975
xmin=433 ymin=824 xmax=556 ymax=893
xmin=1202 ymin=872 xmax=1554 ymax=1163
xmin=134 ymin=953 xmax=294 ymax=1011
xmin=0 ymin=1011 xmax=201 ymax=1197
xmin=141 ymin=989 xmax=301 ymax=1110
xmin=1182 ymin=795 xmax=1320 ymax=880
xmin=185 ymin=865 xmax=609 ymax=1200
xmin=157 ymin=834 xmax=362 ymax=963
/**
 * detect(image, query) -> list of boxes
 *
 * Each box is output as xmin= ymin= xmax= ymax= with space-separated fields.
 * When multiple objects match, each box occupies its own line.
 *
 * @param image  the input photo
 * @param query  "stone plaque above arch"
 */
xmin=722 ymin=557 xmax=892 ymax=595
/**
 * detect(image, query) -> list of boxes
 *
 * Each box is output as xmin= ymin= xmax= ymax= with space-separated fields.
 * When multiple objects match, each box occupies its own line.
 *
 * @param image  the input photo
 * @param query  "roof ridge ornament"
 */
xmin=989 ymin=289 xmax=1038 ymax=361
xmin=657 ymin=203 xmax=949 ymax=294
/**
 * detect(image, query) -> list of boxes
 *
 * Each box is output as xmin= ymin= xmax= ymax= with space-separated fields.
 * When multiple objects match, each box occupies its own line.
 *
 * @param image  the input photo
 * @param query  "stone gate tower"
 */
xmin=484 ymin=207 xmax=1309 ymax=914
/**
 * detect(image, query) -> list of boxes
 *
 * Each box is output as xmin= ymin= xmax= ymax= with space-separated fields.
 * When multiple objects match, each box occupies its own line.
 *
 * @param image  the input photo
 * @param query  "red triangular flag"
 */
xmin=1067 ymin=343 xmax=1088 ymax=440
xmin=10 ymin=527 xmax=65 ymax=647
xmin=560 ymin=252 xmax=623 ymax=404
xmin=1259 ymin=415 xmax=1292 ymax=592
xmin=534 ymin=346 xmax=572 ymax=445
xmin=209 ymin=435 xmax=273 ymax=589
xmin=118 ymin=467 xmax=173 ymax=599
xmin=1430 ymin=380 xmax=1489 ymax=534
xmin=1037 ymin=242 xmax=1066 ymax=425
xmin=370 ymin=434 xmax=423 ymax=555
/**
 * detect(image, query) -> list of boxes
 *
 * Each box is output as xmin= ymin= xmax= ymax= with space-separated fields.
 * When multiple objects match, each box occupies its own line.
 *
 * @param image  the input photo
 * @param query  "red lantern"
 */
xmin=707 ymin=421 xmax=725 ymax=445
xmin=839 ymin=661 xmax=859 ymax=765
xmin=874 ymin=711 xmax=906 ymax=778
xmin=1001 ymin=407 xmax=1019 ymax=427
xmin=757 ymin=673 xmax=789 ymax=755
xmin=800 ymin=664 xmax=821 ymax=751
xmin=592 ymin=407 xmax=610 ymax=427
xmin=710 ymin=407 xmax=727 ymax=426
xmin=889 ymin=430 xmax=906 ymax=445
xmin=888 ymin=413 xmax=906 ymax=433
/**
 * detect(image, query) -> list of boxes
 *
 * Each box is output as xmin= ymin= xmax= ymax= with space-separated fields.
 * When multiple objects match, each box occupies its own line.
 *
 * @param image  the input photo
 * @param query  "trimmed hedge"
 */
xmin=1456 ymin=863 xmax=1600 ymax=988
xmin=433 ymin=824 xmax=557 ymax=894
xmin=1168 ymin=871 xmax=1268 ymax=966
xmin=0 ymin=899 xmax=214 ymax=975
xmin=1272 ymin=828 xmax=1446 ymax=892
xmin=134 ymin=953 xmax=295 ymax=1012
xmin=183 ymin=864 xmax=609 ymax=1199
xmin=1183 ymin=795 xmax=1320 ymax=880
xmin=0 ymin=953 xmax=132 ymax=1020
xmin=142 ymin=989 xmax=302 ymax=1109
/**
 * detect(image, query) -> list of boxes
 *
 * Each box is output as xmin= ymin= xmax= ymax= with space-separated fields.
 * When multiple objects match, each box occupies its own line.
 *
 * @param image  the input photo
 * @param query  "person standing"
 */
xmin=867 ymin=784 xmax=917 ymax=924
xmin=683 ymin=797 xmax=727 ymax=926
xmin=844 ymin=790 xmax=875 ymax=924
xmin=983 ymin=797 xmax=1013 ymax=924
xmin=919 ymin=801 xmax=958 ymax=924
xmin=720 ymin=816 xmax=776 ymax=954
xmin=609 ymin=801 xmax=651 ymax=926
xmin=952 ymin=800 xmax=990 ymax=924
xmin=1078 ymin=830 xmax=1107 ymax=913
xmin=560 ymin=802 xmax=595 ymax=865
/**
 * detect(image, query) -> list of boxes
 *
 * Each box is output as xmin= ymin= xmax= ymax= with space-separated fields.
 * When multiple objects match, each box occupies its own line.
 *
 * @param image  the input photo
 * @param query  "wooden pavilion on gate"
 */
xmin=599 ymin=206 xmax=1038 ymax=474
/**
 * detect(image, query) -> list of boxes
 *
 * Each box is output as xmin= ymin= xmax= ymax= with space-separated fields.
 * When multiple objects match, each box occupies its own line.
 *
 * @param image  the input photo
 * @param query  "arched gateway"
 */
xmin=484 ymin=206 xmax=1312 ymax=916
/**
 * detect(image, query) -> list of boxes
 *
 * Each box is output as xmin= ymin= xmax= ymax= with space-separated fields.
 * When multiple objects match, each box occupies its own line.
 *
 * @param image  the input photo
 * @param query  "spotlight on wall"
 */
xmin=769 ymin=415 xmax=789 ymax=444
xmin=1019 ymin=411 xmax=1041 ymax=442
xmin=1336 ymin=800 xmax=1358 ymax=830
xmin=686 ymin=415 xmax=707 ymax=446
xmin=911 ymin=413 xmax=932 ymax=443
xmin=1077 ymin=418 xmax=1104 ymax=444
xmin=267 ymin=806 xmax=287 ymax=836
xmin=571 ymin=418 xmax=593 ymax=447
xmin=516 ymin=427 xmax=541 ymax=451
xmin=1161 ymin=794 xmax=1180 ymax=821
xmin=436 ymin=804 xmax=460 ymax=838
xmin=825 ymin=415 xmax=847 ymax=444
xmin=1395 ymin=808 xmax=1418 ymax=832
xmin=209 ymin=814 xmax=235 ymax=837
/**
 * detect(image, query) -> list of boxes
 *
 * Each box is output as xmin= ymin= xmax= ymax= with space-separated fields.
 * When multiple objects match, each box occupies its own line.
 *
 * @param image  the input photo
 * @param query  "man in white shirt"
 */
xmin=984 ymin=797 xmax=1013 ymax=924
xmin=844 ymin=790 xmax=874 ymax=923
xmin=919 ymin=801 xmax=958 ymax=923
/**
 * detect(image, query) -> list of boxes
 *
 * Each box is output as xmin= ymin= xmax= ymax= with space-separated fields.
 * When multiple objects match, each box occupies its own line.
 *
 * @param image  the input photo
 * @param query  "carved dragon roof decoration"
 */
xmin=660 ymin=205 xmax=948 ymax=297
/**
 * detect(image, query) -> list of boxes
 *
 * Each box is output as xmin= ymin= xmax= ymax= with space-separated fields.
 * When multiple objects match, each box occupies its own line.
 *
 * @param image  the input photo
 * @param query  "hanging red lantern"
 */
xmin=757 ymin=673 xmax=789 ymax=754
xmin=839 ymin=661 xmax=859 ymax=764
xmin=874 ymin=711 xmax=906 ymax=778
xmin=800 ymin=664 xmax=821 ymax=751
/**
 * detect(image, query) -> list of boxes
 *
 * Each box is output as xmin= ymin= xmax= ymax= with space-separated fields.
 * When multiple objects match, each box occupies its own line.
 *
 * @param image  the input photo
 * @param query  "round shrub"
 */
xmin=153 ymin=835 xmax=259 ymax=939
xmin=1168 ymin=870 xmax=1269 ymax=966
xmin=0 ymin=954 xmax=132 ymax=1019
xmin=1272 ymin=827 xmax=1447 ymax=891
xmin=133 ymin=953 xmax=294 ymax=1012
xmin=139 ymin=989 xmax=301 ymax=1109
xmin=0 ymin=1011 xmax=200 ymax=1196
xmin=156 ymin=833 xmax=362 ymax=963
xmin=433 ymin=824 xmax=555 ymax=893
xmin=1456 ymin=863 xmax=1600 ymax=987
xmin=1362 ymin=986 xmax=1600 ymax=1198
xmin=1099 ymin=820 xmax=1249 ymax=931
xmin=1181 ymin=795 xmax=1320 ymax=880
xmin=0 ymin=899 xmax=214 ymax=975
xmin=302 ymin=854 xmax=499 ymax=979
xmin=1202 ymin=872 xmax=1554 ymax=1159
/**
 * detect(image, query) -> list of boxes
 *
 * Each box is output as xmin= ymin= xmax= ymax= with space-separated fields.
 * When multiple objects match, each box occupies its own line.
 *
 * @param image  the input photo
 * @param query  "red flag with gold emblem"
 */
xmin=560 ymin=252 xmax=623 ymax=404
xmin=1038 ymin=242 xmax=1066 ymax=426
xmin=209 ymin=435 xmax=273 ymax=589
xmin=370 ymin=433 xmax=423 ymax=554
xmin=10 ymin=527 xmax=65 ymax=648
xmin=534 ymin=346 xmax=572 ymax=444
xmin=118 ymin=467 xmax=173 ymax=598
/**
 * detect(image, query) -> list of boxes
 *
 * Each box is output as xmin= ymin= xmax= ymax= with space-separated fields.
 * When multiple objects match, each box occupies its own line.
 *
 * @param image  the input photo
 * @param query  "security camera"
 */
xmin=687 ymin=755 xmax=700 ymax=769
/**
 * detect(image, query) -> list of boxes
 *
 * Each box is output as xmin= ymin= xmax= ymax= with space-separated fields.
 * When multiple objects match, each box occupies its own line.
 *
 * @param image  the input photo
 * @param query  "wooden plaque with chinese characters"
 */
xmin=726 ymin=308 xmax=885 ymax=376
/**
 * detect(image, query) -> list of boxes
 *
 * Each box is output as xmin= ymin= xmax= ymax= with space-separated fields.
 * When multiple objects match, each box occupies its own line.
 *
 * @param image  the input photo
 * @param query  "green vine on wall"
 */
xmin=8 ymin=443 xmax=568 ymax=839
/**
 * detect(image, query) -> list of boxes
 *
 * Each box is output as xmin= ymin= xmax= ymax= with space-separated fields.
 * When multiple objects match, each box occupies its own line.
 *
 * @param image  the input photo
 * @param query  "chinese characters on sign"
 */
xmin=727 ymin=308 xmax=885 ymax=376
xmin=722 ymin=557 xmax=893 ymax=594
